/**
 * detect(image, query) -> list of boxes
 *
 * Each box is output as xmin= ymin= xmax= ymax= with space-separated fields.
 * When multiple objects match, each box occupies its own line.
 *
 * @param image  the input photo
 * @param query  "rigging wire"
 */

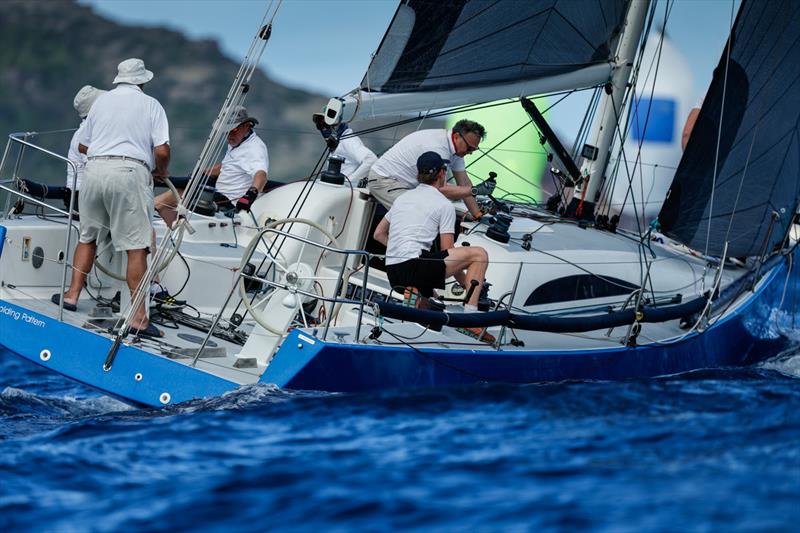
xmin=704 ymin=0 xmax=737 ymax=257
xmin=602 ymin=5 xmax=670 ymax=227
xmin=592 ymin=0 xmax=668 ymax=306
xmin=113 ymin=0 xmax=283 ymax=341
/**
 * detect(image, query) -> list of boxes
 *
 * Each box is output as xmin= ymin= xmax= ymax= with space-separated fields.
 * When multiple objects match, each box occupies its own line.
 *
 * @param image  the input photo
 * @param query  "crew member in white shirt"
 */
xmin=373 ymin=152 xmax=489 ymax=312
xmin=155 ymin=105 xmax=268 ymax=227
xmin=368 ymin=119 xmax=495 ymax=217
xmin=64 ymin=85 xmax=105 ymax=211
xmin=53 ymin=58 xmax=170 ymax=338
xmin=312 ymin=113 xmax=376 ymax=184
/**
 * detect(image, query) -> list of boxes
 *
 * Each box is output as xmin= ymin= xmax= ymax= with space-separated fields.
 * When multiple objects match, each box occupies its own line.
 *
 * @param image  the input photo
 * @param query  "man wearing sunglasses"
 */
xmin=367 ymin=119 xmax=495 ymax=218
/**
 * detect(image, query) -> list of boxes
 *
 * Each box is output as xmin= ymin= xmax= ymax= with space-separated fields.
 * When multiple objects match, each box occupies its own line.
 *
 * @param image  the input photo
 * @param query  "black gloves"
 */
xmin=236 ymin=187 xmax=259 ymax=212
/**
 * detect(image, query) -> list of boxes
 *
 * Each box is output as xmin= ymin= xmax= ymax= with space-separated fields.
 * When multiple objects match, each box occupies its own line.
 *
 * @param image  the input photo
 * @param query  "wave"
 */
xmin=170 ymin=382 xmax=333 ymax=414
xmin=759 ymin=350 xmax=800 ymax=379
xmin=0 ymin=386 xmax=132 ymax=418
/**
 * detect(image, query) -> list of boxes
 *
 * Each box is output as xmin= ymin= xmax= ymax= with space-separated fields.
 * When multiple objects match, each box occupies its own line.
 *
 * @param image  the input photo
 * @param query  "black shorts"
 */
xmin=386 ymin=249 xmax=449 ymax=298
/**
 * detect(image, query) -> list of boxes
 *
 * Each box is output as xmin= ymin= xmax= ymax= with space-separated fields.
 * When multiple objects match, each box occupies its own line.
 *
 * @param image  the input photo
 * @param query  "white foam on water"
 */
xmin=1 ymin=386 xmax=133 ymax=417
xmin=760 ymin=352 xmax=800 ymax=378
xmin=173 ymin=382 xmax=317 ymax=413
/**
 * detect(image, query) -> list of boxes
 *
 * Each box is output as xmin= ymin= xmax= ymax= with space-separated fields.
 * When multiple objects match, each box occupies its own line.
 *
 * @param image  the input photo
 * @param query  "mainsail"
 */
xmin=343 ymin=0 xmax=628 ymax=119
xmin=658 ymin=0 xmax=800 ymax=258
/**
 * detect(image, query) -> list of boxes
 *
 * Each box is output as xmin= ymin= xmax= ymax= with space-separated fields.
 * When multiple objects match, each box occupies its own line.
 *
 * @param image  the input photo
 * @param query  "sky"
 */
xmin=81 ymin=0 xmax=739 ymax=99
xmin=81 ymin=0 xmax=398 ymax=96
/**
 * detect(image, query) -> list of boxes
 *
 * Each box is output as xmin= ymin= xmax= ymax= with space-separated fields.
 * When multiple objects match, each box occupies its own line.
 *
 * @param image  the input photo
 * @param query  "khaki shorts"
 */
xmin=366 ymin=170 xmax=414 ymax=209
xmin=79 ymin=159 xmax=154 ymax=252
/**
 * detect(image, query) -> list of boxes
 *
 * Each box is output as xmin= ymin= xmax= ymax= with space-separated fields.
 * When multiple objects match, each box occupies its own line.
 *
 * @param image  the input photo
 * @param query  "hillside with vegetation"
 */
xmin=0 ymin=0 xmax=329 ymax=184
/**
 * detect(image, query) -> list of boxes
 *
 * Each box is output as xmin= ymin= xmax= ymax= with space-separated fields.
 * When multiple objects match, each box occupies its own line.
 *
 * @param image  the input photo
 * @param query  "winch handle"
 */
xmin=464 ymin=279 xmax=480 ymax=304
xmin=485 ymin=172 xmax=510 ymax=214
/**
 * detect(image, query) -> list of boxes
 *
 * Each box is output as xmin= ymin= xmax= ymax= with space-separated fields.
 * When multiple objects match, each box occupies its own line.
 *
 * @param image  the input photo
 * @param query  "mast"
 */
xmin=569 ymin=0 xmax=651 ymax=220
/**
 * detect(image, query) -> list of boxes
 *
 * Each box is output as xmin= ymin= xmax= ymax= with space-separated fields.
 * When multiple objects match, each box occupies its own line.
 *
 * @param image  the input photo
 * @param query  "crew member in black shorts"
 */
xmin=373 ymin=152 xmax=488 ymax=310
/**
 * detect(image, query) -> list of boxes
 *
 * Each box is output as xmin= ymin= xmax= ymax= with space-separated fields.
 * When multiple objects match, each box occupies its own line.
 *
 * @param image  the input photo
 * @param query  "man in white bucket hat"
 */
xmin=53 ymin=58 xmax=170 ymax=339
xmin=64 ymin=85 xmax=106 ymax=210
xmin=154 ymin=104 xmax=268 ymax=227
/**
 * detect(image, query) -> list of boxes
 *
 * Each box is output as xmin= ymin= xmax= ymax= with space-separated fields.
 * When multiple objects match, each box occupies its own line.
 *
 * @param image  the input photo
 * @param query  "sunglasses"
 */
xmin=459 ymin=133 xmax=480 ymax=153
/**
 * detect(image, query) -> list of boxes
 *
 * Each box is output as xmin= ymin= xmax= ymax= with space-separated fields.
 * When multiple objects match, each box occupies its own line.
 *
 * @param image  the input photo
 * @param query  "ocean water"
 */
xmin=1 ymin=346 xmax=798 ymax=532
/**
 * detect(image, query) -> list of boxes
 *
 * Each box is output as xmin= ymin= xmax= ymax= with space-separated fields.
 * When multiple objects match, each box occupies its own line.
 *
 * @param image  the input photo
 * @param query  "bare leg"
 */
xmin=154 ymin=189 xmax=179 ymax=228
xmin=452 ymin=270 xmax=468 ymax=289
xmin=152 ymin=189 xmax=178 ymax=288
xmin=444 ymin=246 xmax=489 ymax=307
xmin=63 ymin=241 xmax=97 ymax=304
xmin=151 ymin=229 xmax=160 ymax=286
xmin=464 ymin=257 xmax=488 ymax=307
xmin=126 ymin=248 xmax=150 ymax=330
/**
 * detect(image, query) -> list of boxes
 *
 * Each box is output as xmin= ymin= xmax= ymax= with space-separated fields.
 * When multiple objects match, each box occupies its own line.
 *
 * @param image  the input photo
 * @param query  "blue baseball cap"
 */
xmin=417 ymin=151 xmax=449 ymax=174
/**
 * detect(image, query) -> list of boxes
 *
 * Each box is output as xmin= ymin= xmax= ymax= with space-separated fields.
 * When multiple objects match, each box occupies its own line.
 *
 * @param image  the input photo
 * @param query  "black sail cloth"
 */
xmin=361 ymin=0 xmax=628 ymax=93
xmin=659 ymin=0 xmax=800 ymax=258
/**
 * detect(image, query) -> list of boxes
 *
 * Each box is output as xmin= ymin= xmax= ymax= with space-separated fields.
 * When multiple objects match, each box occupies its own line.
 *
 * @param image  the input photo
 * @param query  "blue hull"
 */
xmin=262 ymin=252 xmax=799 ymax=392
xmin=0 ymin=300 xmax=239 ymax=406
xmin=1 ymin=249 xmax=797 ymax=406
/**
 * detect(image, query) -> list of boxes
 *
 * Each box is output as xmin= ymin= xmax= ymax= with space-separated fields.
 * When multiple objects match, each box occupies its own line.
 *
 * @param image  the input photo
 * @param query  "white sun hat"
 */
xmin=73 ymin=85 xmax=106 ymax=118
xmin=112 ymin=58 xmax=154 ymax=85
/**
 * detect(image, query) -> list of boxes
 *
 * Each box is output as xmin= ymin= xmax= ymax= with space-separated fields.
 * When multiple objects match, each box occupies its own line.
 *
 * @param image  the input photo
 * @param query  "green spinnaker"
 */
xmin=447 ymin=97 xmax=548 ymax=204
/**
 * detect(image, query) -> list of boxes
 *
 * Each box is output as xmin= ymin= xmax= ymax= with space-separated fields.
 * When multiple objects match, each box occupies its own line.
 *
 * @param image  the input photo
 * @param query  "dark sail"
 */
xmin=361 ymin=0 xmax=628 ymax=93
xmin=659 ymin=0 xmax=800 ymax=257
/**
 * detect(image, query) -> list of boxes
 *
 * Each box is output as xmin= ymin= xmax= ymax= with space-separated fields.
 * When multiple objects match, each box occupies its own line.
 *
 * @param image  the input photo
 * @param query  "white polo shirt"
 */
xmin=333 ymin=128 xmax=376 ymax=180
xmin=79 ymin=84 xmax=169 ymax=170
xmin=65 ymin=120 xmax=88 ymax=190
xmin=371 ymin=128 xmax=466 ymax=187
xmin=215 ymin=132 xmax=269 ymax=200
xmin=384 ymin=183 xmax=456 ymax=266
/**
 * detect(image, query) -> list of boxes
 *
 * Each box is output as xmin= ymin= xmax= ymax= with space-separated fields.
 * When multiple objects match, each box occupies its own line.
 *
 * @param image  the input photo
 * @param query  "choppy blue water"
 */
xmin=1 ymin=347 xmax=798 ymax=532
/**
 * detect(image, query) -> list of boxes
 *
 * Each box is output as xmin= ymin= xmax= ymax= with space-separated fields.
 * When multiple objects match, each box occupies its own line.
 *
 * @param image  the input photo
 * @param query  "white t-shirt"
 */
xmin=215 ymin=132 xmax=269 ymax=200
xmin=79 ymin=84 xmax=169 ymax=169
xmin=333 ymin=128 xmax=376 ymax=181
xmin=371 ymin=128 xmax=466 ymax=187
xmin=384 ymin=183 xmax=456 ymax=266
xmin=65 ymin=120 xmax=88 ymax=190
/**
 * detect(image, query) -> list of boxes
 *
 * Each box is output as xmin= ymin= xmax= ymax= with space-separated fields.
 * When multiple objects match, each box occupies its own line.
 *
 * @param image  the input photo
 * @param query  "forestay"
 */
xmin=343 ymin=0 xmax=628 ymax=119
xmin=659 ymin=0 xmax=800 ymax=258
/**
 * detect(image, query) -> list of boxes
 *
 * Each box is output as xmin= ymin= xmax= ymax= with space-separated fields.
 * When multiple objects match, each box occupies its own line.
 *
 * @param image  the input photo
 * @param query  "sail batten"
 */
xmin=658 ymin=0 xmax=800 ymax=258
xmin=348 ymin=0 xmax=627 ymax=119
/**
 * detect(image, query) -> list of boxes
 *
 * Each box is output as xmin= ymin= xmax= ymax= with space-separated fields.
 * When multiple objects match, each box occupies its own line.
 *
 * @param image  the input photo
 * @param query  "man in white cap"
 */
xmin=154 ymin=105 xmax=268 ymax=227
xmin=64 ymin=85 xmax=106 ymax=211
xmin=53 ymin=58 xmax=170 ymax=339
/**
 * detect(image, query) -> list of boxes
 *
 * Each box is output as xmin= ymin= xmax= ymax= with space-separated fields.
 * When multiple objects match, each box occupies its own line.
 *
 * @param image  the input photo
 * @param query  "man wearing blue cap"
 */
xmin=373 ymin=151 xmax=489 ymax=311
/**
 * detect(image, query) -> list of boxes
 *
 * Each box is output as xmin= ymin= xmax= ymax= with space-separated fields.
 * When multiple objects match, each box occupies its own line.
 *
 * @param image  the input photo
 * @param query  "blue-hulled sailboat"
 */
xmin=1 ymin=0 xmax=799 ymax=407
